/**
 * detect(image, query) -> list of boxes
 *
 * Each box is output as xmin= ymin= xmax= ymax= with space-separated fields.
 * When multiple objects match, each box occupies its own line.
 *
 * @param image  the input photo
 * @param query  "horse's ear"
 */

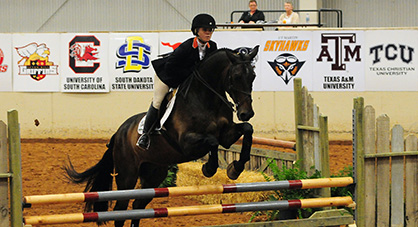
xmin=226 ymin=50 xmax=240 ymax=63
xmin=249 ymin=45 xmax=259 ymax=60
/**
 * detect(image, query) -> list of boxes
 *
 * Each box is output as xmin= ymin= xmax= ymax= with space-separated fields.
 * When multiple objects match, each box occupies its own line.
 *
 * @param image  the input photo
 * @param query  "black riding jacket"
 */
xmin=152 ymin=37 xmax=218 ymax=88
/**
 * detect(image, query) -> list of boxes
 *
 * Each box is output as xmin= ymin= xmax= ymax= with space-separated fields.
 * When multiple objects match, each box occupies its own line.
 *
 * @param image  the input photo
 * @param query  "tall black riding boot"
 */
xmin=136 ymin=104 xmax=159 ymax=149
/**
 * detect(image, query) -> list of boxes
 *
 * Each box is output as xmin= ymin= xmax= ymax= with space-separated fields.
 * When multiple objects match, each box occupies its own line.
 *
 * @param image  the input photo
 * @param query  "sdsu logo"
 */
xmin=116 ymin=36 xmax=151 ymax=73
xmin=69 ymin=36 xmax=100 ymax=74
xmin=0 ymin=49 xmax=8 ymax=72
xmin=15 ymin=43 xmax=58 ymax=81
xmin=268 ymin=53 xmax=305 ymax=84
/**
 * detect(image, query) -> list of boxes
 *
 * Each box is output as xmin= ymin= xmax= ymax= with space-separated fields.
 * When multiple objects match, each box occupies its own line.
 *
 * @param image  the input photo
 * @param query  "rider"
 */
xmin=137 ymin=13 xmax=218 ymax=149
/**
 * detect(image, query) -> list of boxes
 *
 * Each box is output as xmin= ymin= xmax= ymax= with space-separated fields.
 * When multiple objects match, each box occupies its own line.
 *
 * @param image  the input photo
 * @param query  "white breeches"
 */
xmin=152 ymin=75 xmax=169 ymax=110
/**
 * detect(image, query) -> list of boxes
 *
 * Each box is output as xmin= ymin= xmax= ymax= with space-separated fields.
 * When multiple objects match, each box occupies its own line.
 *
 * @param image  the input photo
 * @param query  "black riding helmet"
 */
xmin=191 ymin=13 xmax=217 ymax=35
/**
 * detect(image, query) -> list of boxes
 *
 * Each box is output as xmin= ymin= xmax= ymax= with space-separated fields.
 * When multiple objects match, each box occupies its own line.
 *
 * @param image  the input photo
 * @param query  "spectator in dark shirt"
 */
xmin=239 ymin=0 xmax=265 ymax=24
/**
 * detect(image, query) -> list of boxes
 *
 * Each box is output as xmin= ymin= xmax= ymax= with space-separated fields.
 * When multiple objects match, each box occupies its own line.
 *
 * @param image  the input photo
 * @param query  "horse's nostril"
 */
xmin=239 ymin=111 xmax=254 ymax=121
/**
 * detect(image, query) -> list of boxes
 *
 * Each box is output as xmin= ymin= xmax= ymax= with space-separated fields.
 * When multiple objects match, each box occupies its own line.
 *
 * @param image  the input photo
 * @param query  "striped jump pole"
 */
xmin=24 ymin=177 xmax=353 ymax=206
xmin=24 ymin=196 xmax=354 ymax=225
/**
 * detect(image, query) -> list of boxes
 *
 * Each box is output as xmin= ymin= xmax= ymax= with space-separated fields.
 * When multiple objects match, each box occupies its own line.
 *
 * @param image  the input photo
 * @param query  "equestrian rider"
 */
xmin=137 ymin=13 xmax=218 ymax=149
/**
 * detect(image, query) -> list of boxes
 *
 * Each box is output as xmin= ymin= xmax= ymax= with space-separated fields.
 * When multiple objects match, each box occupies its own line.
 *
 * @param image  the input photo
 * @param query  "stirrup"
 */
xmin=136 ymin=134 xmax=150 ymax=149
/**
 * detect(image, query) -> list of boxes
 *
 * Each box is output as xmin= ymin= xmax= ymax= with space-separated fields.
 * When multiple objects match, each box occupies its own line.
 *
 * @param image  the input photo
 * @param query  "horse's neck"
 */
xmin=198 ymin=52 xmax=230 ymax=90
xmin=180 ymin=53 xmax=230 ymax=109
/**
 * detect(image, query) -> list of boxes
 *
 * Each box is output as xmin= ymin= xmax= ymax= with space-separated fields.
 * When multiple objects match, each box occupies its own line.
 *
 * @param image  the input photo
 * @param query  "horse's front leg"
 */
xmin=219 ymin=122 xmax=253 ymax=180
xmin=202 ymin=150 xmax=219 ymax=178
xmin=182 ymin=132 xmax=219 ymax=177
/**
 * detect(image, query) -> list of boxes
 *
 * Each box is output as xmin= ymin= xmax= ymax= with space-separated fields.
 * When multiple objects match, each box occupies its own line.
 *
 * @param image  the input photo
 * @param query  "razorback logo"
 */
xmin=161 ymin=42 xmax=181 ymax=50
xmin=15 ymin=43 xmax=58 ymax=81
xmin=0 ymin=48 xmax=7 ymax=73
xmin=268 ymin=53 xmax=305 ymax=84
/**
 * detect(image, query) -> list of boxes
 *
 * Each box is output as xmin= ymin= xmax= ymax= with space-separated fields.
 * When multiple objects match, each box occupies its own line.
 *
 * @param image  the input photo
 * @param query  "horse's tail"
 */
xmin=64 ymin=134 xmax=116 ymax=213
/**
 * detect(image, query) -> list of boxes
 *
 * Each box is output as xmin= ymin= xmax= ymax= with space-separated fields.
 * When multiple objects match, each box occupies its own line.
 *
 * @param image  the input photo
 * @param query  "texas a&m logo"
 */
xmin=15 ymin=43 xmax=58 ymax=81
xmin=69 ymin=36 xmax=100 ymax=74
xmin=316 ymin=33 xmax=361 ymax=70
xmin=116 ymin=36 xmax=151 ymax=73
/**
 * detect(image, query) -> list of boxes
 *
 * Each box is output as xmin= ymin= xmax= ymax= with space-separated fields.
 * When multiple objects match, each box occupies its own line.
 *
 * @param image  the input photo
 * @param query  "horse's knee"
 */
xmin=204 ymin=135 xmax=219 ymax=149
xmin=242 ymin=123 xmax=253 ymax=135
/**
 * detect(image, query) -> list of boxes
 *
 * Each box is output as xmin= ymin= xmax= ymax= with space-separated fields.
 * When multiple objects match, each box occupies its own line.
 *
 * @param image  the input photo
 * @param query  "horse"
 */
xmin=64 ymin=45 xmax=259 ymax=227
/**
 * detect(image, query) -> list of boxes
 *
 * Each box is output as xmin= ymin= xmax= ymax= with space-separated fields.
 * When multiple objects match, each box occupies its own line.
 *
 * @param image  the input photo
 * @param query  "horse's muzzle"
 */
xmin=238 ymin=109 xmax=254 ymax=121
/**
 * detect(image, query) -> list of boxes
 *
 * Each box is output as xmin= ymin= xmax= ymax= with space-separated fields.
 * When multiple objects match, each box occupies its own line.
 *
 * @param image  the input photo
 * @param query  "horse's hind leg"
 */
xmin=130 ymin=163 xmax=168 ymax=227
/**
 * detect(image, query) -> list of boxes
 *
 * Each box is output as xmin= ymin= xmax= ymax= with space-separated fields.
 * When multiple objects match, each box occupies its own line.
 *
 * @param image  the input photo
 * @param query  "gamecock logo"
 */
xmin=69 ymin=36 xmax=100 ymax=74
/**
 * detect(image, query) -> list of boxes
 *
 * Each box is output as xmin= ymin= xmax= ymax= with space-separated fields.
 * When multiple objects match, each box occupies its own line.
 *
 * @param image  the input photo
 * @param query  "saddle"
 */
xmin=137 ymin=89 xmax=176 ymax=135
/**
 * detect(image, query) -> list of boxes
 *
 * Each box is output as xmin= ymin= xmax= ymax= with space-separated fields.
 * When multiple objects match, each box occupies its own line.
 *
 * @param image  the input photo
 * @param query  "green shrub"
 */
xmin=159 ymin=164 xmax=179 ymax=188
xmin=250 ymin=160 xmax=354 ymax=222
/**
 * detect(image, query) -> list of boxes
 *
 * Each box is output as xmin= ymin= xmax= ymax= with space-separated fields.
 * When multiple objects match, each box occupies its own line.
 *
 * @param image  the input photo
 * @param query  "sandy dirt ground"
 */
xmin=20 ymin=139 xmax=352 ymax=227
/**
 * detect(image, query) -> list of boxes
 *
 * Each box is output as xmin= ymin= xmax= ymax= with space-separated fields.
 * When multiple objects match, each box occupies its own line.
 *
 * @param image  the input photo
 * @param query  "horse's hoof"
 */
xmin=202 ymin=163 xmax=217 ymax=178
xmin=227 ymin=161 xmax=242 ymax=180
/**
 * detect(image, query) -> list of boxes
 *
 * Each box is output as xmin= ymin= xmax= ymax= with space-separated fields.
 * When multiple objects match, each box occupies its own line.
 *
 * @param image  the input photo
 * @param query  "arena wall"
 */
xmin=1 ymin=91 xmax=417 ymax=140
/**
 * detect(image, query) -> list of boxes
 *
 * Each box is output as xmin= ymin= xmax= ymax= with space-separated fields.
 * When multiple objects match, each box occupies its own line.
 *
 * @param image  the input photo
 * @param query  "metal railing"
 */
xmin=230 ymin=9 xmax=343 ymax=28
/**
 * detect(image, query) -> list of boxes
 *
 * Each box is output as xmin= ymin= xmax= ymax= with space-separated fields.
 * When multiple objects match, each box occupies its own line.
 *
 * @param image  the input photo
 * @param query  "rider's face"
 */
xmin=197 ymin=27 xmax=214 ymax=43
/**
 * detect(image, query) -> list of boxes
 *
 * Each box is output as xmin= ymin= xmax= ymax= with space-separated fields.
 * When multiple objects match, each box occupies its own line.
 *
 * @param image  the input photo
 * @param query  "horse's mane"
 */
xmin=198 ymin=48 xmax=235 ymax=67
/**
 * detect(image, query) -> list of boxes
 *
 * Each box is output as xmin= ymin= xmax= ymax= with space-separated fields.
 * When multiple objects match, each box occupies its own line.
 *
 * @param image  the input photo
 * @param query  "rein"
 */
xmin=193 ymin=70 xmax=236 ymax=112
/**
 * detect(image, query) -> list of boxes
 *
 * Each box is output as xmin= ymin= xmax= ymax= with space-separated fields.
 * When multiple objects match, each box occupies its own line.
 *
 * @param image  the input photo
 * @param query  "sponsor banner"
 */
xmin=260 ymin=31 xmax=313 ymax=91
xmin=312 ymin=31 xmax=365 ymax=91
xmin=0 ymin=34 xmax=12 ymax=91
xmin=60 ymin=33 xmax=109 ymax=93
xmin=109 ymin=33 xmax=158 ymax=91
xmin=12 ymin=33 xmax=60 ymax=92
xmin=213 ymin=31 xmax=263 ymax=91
xmin=365 ymin=30 xmax=417 ymax=91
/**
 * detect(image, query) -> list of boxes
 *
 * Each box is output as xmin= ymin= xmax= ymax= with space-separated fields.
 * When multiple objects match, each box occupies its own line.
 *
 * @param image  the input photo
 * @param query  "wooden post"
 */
xmin=405 ymin=135 xmax=418 ymax=226
xmin=0 ymin=121 xmax=8 ymax=227
xmin=390 ymin=125 xmax=404 ymax=227
xmin=376 ymin=114 xmax=390 ymax=226
xmin=294 ymin=78 xmax=304 ymax=167
xmin=363 ymin=105 xmax=376 ymax=227
xmin=8 ymin=110 xmax=23 ymax=227
xmin=353 ymin=97 xmax=365 ymax=227
xmin=319 ymin=115 xmax=330 ymax=198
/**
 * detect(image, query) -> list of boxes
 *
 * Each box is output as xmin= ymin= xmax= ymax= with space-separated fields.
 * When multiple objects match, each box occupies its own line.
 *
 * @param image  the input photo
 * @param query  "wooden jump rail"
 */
xmin=24 ymin=197 xmax=354 ymax=225
xmin=238 ymin=136 xmax=296 ymax=150
xmin=23 ymin=177 xmax=353 ymax=206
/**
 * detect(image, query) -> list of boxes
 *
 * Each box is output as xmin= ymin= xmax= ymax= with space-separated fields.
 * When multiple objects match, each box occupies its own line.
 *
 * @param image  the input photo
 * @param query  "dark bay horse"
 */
xmin=65 ymin=46 xmax=259 ymax=227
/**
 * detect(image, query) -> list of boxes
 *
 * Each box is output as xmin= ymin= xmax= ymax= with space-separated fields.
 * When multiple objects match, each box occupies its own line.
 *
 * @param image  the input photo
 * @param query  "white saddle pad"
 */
xmin=138 ymin=92 xmax=177 ymax=134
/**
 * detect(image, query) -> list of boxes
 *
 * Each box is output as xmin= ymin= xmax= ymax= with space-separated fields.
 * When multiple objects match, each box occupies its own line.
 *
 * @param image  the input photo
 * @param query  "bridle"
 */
xmin=225 ymin=59 xmax=254 ymax=109
xmin=192 ymin=56 xmax=254 ymax=113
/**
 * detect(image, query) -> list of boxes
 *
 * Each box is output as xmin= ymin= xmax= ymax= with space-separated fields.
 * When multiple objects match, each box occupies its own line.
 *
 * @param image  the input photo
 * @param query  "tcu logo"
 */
xmin=370 ymin=44 xmax=414 ymax=64
xmin=116 ymin=36 xmax=151 ymax=72
xmin=69 ymin=36 xmax=100 ymax=74
xmin=316 ymin=33 xmax=361 ymax=70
